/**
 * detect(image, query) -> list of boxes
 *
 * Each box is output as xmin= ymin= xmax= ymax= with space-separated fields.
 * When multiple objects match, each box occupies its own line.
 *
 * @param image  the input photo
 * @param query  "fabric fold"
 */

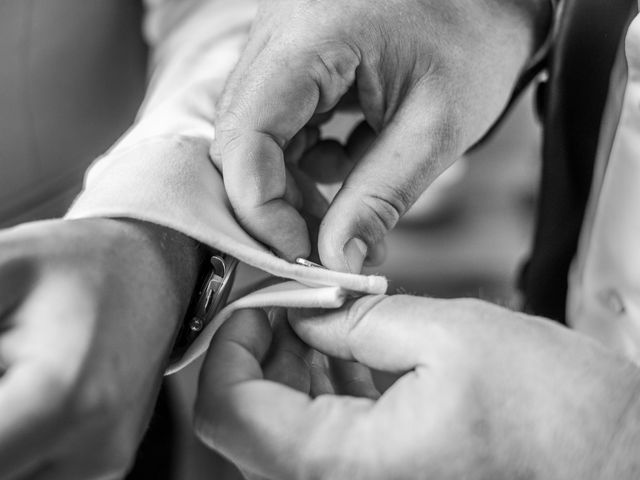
xmin=166 ymin=281 xmax=355 ymax=375
xmin=65 ymin=0 xmax=387 ymax=373
xmin=67 ymin=135 xmax=388 ymax=372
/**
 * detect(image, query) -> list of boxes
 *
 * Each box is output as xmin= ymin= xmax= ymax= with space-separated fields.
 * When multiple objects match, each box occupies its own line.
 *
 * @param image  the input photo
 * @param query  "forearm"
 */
xmin=90 ymin=218 xmax=206 ymax=340
xmin=116 ymin=219 xmax=205 ymax=315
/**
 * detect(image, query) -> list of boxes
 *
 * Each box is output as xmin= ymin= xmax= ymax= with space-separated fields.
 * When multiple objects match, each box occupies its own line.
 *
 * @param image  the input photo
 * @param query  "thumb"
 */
xmin=288 ymin=295 xmax=457 ymax=373
xmin=318 ymin=91 xmax=462 ymax=273
xmin=212 ymin=41 xmax=360 ymax=261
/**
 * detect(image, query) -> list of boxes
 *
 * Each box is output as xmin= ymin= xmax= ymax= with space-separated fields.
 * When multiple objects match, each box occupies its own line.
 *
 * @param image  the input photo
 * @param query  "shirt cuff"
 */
xmin=66 ymin=134 xmax=388 ymax=294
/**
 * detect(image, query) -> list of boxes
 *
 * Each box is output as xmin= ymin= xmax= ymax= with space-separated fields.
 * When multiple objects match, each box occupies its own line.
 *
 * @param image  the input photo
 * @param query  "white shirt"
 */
xmin=568 ymin=8 xmax=640 ymax=362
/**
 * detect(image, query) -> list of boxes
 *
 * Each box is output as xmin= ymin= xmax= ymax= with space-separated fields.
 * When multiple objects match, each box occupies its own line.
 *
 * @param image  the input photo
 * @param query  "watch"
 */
xmin=170 ymin=252 xmax=239 ymax=363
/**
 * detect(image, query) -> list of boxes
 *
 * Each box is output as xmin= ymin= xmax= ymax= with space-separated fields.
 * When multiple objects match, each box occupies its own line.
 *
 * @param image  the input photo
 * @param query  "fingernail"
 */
xmin=343 ymin=238 xmax=368 ymax=274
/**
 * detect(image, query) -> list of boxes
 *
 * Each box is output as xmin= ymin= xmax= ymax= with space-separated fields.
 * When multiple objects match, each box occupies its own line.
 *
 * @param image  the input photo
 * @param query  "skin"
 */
xmin=0 ymin=218 xmax=202 ymax=479
xmin=195 ymin=299 xmax=640 ymax=480
xmin=212 ymin=0 xmax=552 ymax=272
xmin=0 ymin=2 xmax=573 ymax=477
xmin=0 ymin=67 xmax=367 ymax=478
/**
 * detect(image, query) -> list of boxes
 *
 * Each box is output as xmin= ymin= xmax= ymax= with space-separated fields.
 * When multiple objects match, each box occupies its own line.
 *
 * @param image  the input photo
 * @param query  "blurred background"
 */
xmin=0 ymin=1 xmax=541 ymax=478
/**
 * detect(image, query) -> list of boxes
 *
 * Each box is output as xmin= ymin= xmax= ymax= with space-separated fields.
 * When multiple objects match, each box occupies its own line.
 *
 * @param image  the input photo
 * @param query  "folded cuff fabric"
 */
xmin=66 ymin=135 xmax=388 ymax=374
xmin=165 ymin=282 xmax=356 ymax=375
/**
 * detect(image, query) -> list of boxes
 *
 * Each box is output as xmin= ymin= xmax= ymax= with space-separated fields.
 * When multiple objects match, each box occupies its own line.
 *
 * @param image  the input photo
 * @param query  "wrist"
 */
xmin=93 ymin=218 xmax=206 ymax=330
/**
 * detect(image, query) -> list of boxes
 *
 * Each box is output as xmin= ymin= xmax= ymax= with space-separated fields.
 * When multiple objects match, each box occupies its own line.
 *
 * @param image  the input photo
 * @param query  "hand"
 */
xmin=0 ymin=218 xmax=201 ymax=479
xmin=213 ymin=0 xmax=551 ymax=271
xmin=195 ymin=307 xmax=378 ymax=480
xmin=195 ymin=297 xmax=640 ymax=479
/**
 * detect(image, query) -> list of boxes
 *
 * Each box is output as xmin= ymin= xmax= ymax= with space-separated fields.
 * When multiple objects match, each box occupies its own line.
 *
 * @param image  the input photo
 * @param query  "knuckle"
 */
xmin=214 ymin=113 xmax=244 ymax=151
xmin=355 ymin=183 xmax=411 ymax=237
xmin=215 ymin=109 xmax=241 ymax=132
xmin=277 ymin=7 xmax=360 ymax=102
xmin=296 ymin=42 xmax=360 ymax=112
xmin=308 ymin=45 xmax=359 ymax=90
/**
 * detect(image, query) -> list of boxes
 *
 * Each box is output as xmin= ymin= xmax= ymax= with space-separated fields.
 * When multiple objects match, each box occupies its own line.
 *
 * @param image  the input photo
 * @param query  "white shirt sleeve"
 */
xmin=567 ymin=11 xmax=640 ymax=363
xmin=67 ymin=0 xmax=259 ymax=245
xmin=122 ymin=0 xmax=257 ymax=145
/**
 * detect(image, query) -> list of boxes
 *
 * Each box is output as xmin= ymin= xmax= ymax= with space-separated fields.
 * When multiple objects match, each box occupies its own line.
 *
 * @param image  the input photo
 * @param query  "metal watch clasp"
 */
xmin=189 ymin=255 xmax=239 ymax=334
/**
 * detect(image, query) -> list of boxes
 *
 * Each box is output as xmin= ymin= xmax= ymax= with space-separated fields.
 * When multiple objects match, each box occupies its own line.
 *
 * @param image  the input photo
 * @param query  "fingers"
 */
xmin=346 ymin=121 xmax=376 ymax=160
xmin=213 ymin=41 xmax=360 ymax=261
xmin=297 ymin=121 xmax=374 ymax=185
xmin=263 ymin=311 xmax=345 ymax=398
xmin=308 ymin=350 xmax=335 ymax=396
xmin=363 ymin=240 xmax=387 ymax=267
xmin=329 ymin=359 xmax=380 ymax=399
xmin=262 ymin=290 xmax=380 ymax=400
xmin=318 ymin=93 xmax=461 ymax=272
xmin=263 ymin=309 xmax=312 ymax=393
xmin=288 ymin=295 xmax=452 ymax=373
xmin=285 ymin=128 xmax=330 ymax=247
xmin=196 ymin=308 xmax=373 ymax=480
xmin=289 ymin=171 xmax=329 ymax=225
xmin=298 ymin=140 xmax=354 ymax=184
xmin=199 ymin=309 xmax=273 ymax=393
xmin=213 ymin=58 xmax=315 ymax=260
xmin=283 ymin=127 xmax=320 ymax=167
